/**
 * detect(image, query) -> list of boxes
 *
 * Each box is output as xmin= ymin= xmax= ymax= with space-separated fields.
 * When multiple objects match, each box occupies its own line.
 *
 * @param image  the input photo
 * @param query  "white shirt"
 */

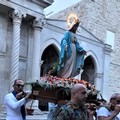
xmin=4 ymin=93 xmax=26 ymax=120
xmin=97 ymin=107 xmax=120 ymax=120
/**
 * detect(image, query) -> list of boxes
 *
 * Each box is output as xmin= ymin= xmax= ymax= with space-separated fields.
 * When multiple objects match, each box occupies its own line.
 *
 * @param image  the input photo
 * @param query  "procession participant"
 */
xmin=4 ymin=79 xmax=31 ymax=120
xmin=97 ymin=93 xmax=120 ymax=120
xmin=56 ymin=84 xmax=95 ymax=120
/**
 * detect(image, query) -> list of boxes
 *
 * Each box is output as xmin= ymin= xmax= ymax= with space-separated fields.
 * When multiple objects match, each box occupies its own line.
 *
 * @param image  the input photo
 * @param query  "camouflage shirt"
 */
xmin=56 ymin=101 xmax=89 ymax=120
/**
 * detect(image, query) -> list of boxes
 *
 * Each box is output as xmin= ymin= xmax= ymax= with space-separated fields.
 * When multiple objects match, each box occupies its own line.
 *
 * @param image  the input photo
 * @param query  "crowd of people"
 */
xmin=4 ymin=78 xmax=120 ymax=120
xmin=47 ymin=83 xmax=120 ymax=120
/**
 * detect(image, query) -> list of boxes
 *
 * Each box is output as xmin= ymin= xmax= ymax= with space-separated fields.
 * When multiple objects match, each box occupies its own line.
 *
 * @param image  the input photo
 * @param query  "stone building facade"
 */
xmin=51 ymin=0 xmax=120 ymax=99
xmin=0 ymin=0 xmax=115 ymax=111
xmin=0 ymin=0 xmax=54 ymax=109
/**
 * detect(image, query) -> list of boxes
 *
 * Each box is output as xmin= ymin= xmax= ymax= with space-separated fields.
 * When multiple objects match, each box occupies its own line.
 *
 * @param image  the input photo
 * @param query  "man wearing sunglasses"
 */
xmin=97 ymin=93 xmax=120 ymax=120
xmin=56 ymin=84 xmax=95 ymax=120
xmin=4 ymin=79 xmax=31 ymax=120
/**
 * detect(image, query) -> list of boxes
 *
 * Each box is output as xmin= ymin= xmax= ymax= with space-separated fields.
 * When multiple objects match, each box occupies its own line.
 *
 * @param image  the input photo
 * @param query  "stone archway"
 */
xmin=83 ymin=50 xmax=103 ymax=92
xmin=39 ymin=45 xmax=59 ymax=110
xmin=41 ymin=45 xmax=59 ymax=77
xmin=81 ymin=56 xmax=95 ymax=84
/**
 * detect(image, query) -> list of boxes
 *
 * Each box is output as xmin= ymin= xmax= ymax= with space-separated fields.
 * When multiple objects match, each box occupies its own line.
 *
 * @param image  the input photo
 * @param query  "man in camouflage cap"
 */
xmin=56 ymin=84 xmax=95 ymax=120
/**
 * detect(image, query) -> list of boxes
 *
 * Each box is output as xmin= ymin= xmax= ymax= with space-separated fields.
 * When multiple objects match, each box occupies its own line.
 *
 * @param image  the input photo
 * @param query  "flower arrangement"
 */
xmin=27 ymin=75 xmax=100 ymax=101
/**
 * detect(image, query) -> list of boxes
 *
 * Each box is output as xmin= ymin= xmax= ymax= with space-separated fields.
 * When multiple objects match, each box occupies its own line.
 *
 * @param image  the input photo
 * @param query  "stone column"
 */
xmin=94 ymin=73 xmax=103 ymax=99
xmin=10 ymin=11 xmax=23 ymax=91
xmin=102 ymin=44 xmax=112 ymax=100
xmin=39 ymin=60 xmax=44 ymax=76
xmin=31 ymin=18 xmax=44 ymax=81
xmin=79 ymin=69 xmax=84 ymax=80
xmin=74 ymin=69 xmax=83 ymax=80
xmin=30 ymin=18 xmax=44 ymax=114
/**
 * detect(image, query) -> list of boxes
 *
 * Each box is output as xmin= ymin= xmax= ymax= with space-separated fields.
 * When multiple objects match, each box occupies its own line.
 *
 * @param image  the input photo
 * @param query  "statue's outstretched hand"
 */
xmin=65 ymin=45 xmax=68 ymax=51
xmin=81 ymin=50 xmax=87 ymax=55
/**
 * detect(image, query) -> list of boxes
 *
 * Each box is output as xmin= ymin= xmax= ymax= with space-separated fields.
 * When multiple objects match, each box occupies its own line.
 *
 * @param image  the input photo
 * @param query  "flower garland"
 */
xmin=35 ymin=75 xmax=100 ymax=97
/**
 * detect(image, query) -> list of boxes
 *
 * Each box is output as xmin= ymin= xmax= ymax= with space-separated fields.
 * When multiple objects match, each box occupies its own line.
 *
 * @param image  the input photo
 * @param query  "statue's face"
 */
xmin=71 ymin=23 xmax=79 ymax=33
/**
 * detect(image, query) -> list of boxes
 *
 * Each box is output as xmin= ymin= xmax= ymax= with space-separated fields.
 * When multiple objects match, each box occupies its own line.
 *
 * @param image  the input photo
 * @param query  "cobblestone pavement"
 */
xmin=0 ymin=111 xmax=48 ymax=120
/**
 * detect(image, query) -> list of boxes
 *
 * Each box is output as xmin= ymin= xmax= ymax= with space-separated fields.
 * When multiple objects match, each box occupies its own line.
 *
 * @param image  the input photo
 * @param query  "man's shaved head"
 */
xmin=71 ymin=84 xmax=86 ymax=95
xmin=71 ymin=84 xmax=87 ymax=106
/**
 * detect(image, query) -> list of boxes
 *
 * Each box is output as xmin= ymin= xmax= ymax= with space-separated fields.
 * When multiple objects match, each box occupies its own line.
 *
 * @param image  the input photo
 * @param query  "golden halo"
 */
xmin=67 ymin=13 xmax=79 ymax=29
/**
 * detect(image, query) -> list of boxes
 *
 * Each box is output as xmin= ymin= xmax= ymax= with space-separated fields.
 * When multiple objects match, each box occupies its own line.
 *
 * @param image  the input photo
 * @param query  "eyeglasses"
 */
xmin=111 ymin=97 xmax=116 ymax=100
xmin=81 ymin=91 xmax=87 ymax=95
xmin=116 ymin=100 xmax=120 ymax=104
xmin=15 ymin=84 xmax=24 ymax=88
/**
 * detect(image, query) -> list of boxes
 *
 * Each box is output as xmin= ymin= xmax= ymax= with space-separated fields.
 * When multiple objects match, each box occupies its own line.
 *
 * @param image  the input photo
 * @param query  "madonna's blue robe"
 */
xmin=57 ymin=31 xmax=85 ymax=78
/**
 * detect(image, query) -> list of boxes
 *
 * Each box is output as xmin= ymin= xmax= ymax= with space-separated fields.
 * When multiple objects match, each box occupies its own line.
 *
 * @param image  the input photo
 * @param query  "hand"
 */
xmin=65 ymin=45 xmax=68 ymax=51
xmin=16 ymin=92 xmax=23 ymax=99
xmin=83 ymin=50 xmax=87 ymax=55
xmin=74 ymin=37 xmax=77 ymax=43
xmin=87 ymin=109 xmax=96 ymax=120
xmin=113 ymin=104 xmax=120 ymax=115
xmin=24 ymin=92 xmax=31 ymax=100
xmin=80 ymin=50 xmax=87 ymax=55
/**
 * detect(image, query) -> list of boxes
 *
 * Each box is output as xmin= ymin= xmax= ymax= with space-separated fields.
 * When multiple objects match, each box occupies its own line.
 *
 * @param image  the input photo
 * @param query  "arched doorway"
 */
xmin=41 ymin=45 xmax=59 ymax=77
xmin=81 ymin=56 xmax=95 ymax=84
xmin=39 ymin=45 xmax=59 ymax=110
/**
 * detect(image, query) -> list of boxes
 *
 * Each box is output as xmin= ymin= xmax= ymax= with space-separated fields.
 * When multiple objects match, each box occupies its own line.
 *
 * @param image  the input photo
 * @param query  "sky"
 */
xmin=44 ymin=0 xmax=81 ymax=17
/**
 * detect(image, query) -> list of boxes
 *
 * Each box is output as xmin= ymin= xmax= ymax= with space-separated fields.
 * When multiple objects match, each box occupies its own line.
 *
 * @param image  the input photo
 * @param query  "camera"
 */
xmin=87 ymin=103 xmax=96 ymax=110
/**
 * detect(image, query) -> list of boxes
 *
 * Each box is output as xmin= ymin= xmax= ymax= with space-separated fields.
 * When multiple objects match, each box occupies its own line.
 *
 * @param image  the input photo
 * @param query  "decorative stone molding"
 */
xmin=104 ymin=44 xmax=113 ymax=55
xmin=11 ymin=10 xmax=26 ymax=24
xmin=40 ymin=60 xmax=44 ymax=66
xmin=48 ymin=0 xmax=54 ymax=2
xmin=0 ymin=53 xmax=5 ymax=58
xmin=32 ymin=0 xmax=54 ymax=7
xmin=19 ymin=56 xmax=27 ymax=62
xmin=94 ymin=73 xmax=103 ymax=78
xmin=33 ymin=17 xmax=46 ymax=30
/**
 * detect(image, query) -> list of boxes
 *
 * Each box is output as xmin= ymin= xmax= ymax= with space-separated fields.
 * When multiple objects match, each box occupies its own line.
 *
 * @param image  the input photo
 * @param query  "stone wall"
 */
xmin=0 ymin=10 xmax=33 ymax=104
xmin=51 ymin=0 xmax=120 ymax=96
xmin=0 ymin=10 xmax=10 ymax=105
xmin=0 ymin=0 xmax=53 ymax=112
